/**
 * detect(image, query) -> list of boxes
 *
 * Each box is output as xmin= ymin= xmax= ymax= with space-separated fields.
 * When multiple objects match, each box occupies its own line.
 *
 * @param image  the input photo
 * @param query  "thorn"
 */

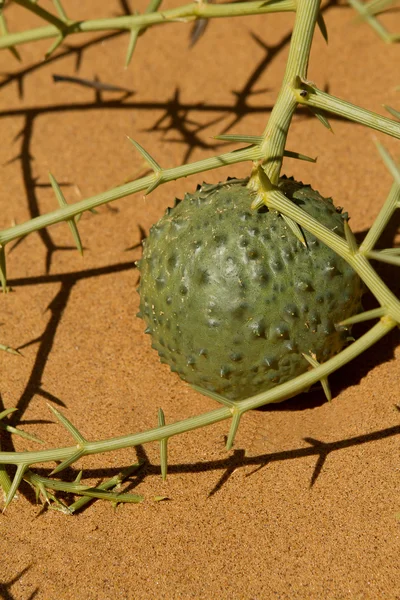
xmin=125 ymin=28 xmax=140 ymax=67
xmin=302 ymin=353 xmax=331 ymax=402
xmin=213 ymin=134 xmax=263 ymax=145
xmin=127 ymin=137 xmax=161 ymax=172
xmin=0 ymin=14 xmax=22 ymax=62
xmin=190 ymin=385 xmax=237 ymax=408
xmin=0 ymin=343 xmax=21 ymax=356
xmin=338 ymin=306 xmax=386 ymax=326
xmin=0 ymin=408 xmax=18 ymax=421
xmin=189 ymin=17 xmax=208 ymax=47
xmin=47 ymin=404 xmax=87 ymax=444
xmin=343 ymin=219 xmax=358 ymax=254
xmin=365 ymin=250 xmax=400 ymax=267
xmin=145 ymin=173 xmax=163 ymax=195
xmin=158 ymin=408 xmax=168 ymax=481
xmin=127 ymin=138 xmax=164 ymax=195
xmin=0 ymin=245 xmax=7 ymax=293
xmin=317 ymin=11 xmax=328 ymax=43
xmin=373 ymin=140 xmax=400 ymax=185
xmin=3 ymin=464 xmax=27 ymax=512
xmin=52 ymin=0 xmax=69 ymax=22
xmin=45 ymin=34 xmax=64 ymax=60
xmin=258 ymin=166 xmax=274 ymax=192
xmin=34 ymin=482 xmax=42 ymax=504
xmin=384 ymin=105 xmax=400 ymax=121
xmin=0 ymin=421 xmax=44 ymax=445
xmin=50 ymin=450 xmax=85 ymax=475
xmin=36 ymin=481 xmax=52 ymax=505
xmin=281 ymin=214 xmax=307 ymax=247
xmin=283 ymin=150 xmax=317 ymax=163
xmin=226 ymin=408 xmax=243 ymax=451
xmin=49 ymin=173 xmax=83 ymax=255
xmin=309 ymin=107 xmax=333 ymax=133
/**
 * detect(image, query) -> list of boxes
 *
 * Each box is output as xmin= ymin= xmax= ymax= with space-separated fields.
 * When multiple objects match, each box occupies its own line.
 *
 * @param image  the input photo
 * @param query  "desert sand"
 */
xmin=0 ymin=1 xmax=399 ymax=598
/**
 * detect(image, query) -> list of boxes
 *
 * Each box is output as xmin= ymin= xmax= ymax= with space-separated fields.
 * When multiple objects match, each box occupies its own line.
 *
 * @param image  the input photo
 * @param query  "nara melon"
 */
xmin=137 ymin=177 xmax=363 ymax=401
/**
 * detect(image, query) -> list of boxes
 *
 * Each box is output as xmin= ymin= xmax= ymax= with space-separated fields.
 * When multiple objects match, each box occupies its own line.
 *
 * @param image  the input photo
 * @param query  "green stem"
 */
xmin=0 ymin=318 xmax=394 ymax=468
xmin=0 ymin=145 xmax=261 ymax=245
xmin=265 ymin=188 xmax=400 ymax=322
xmin=348 ymin=0 xmax=398 ymax=43
xmin=0 ymin=0 xmax=295 ymax=50
xmin=13 ymin=0 xmax=68 ymax=29
xmin=295 ymin=83 xmax=400 ymax=139
xmin=24 ymin=465 xmax=144 ymax=507
xmin=360 ymin=181 xmax=400 ymax=252
xmin=249 ymin=0 xmax=321 ymax=186
xmin=0 ymin=463 xmax=12 ymax=496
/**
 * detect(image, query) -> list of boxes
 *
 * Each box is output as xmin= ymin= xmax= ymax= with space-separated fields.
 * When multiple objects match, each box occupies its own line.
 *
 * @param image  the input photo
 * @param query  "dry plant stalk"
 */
xmin=0 ymin=0 xmax=399 ymax=513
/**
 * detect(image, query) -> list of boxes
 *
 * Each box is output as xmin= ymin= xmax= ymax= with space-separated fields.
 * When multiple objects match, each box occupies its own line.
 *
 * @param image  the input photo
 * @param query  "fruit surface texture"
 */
xmin=137 ymin=177 xmax=363 ymax=401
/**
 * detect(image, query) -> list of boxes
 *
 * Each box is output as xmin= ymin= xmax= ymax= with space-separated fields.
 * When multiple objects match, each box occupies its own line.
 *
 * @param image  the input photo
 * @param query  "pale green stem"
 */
xmin=0 ymin=145 xmax=261 ymax=245
xmin=24 ymin=467 xmax=143 ymax=505
xmin=13 ymin=0 xmax=67 ymax=29
xmin=360 ymin=181 xmax=400 ymax=252
xmin=0 ymin=463 xmax=12 ymax=496
xmin=0 ymin=318 xmax=394 ymax=468
xmin=0 ymin=0 xmax=295 ymax=50
xmin=365 ymin=0 xmax=399 ymax=13
xmin=252 ymin=0 xmax=321 ymax=184
xmin=53 ymin=0 xmax=69 ymax=22
xmin=0 ymin=425 xmax=12 ymax=497
xmin=265 ymin=188 xmax=400 ymax=322
xmin=365 ymin=250 xmax=400 ymax=266
xmin=295 ymin=84 xmax=400 ymax=139
xmin=348 ymin=0 xmax=398 ymax=43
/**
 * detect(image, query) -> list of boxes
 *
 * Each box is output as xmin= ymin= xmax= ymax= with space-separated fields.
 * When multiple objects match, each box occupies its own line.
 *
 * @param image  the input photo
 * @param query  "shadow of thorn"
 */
xmin=0 ymin=565 xmax=39 ymax=600
xmin=242 ymin=423 xmax=400 ymax=489
xmin=27 ymin=421 xmax=400 ymax=504
xmin=2 ymin=258 xmax=138 ymax=433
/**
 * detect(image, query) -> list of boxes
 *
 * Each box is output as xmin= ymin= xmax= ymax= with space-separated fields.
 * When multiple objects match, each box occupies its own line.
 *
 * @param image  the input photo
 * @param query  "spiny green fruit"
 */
xmin=137 ymin=177 xmax=363 ymax=401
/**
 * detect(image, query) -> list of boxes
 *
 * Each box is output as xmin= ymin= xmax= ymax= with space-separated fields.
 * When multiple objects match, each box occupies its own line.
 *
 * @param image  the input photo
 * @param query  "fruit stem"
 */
xmin=249 ymin=0 xmax=321 ymax=188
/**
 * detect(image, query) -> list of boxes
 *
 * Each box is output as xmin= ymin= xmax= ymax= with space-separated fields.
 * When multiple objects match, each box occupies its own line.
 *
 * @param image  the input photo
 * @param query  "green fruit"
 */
xmin=137 ymin=177 xmax=363 ymax=401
